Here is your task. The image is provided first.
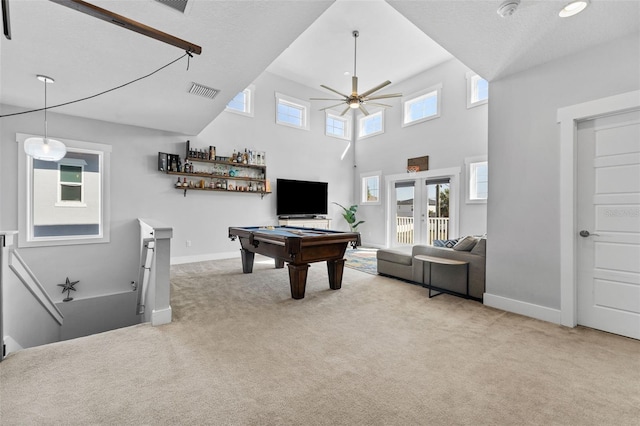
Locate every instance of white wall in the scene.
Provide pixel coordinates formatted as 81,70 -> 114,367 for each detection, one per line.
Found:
0,69 -> 356,303
193,71 -> 355,245
486,33 -> 640,312
353,58 -> 489,246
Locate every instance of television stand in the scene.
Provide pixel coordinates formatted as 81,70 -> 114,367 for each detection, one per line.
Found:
278,217 -> 332,230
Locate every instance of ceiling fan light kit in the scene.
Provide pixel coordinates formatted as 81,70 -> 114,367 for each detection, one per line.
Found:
24,75 -> 67,162
310,30 -> 402,116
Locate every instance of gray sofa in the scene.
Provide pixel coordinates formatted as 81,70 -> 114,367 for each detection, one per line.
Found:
376,237 -> 486,300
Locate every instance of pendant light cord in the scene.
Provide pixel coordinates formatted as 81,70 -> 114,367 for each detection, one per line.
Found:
0,51 -> 191,119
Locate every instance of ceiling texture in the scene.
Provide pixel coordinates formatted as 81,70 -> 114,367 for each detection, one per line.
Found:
1,0 -> 638,135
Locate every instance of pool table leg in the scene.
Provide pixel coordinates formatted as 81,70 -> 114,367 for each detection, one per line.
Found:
287,263 -> 309,299
327,258 -> 346,290
240,249 -> 255,273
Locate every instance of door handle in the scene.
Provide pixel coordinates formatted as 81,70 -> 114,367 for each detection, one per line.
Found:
579,230 -> 600,237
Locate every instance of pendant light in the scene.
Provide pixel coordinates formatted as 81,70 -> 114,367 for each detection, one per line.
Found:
24,75 -> 66,162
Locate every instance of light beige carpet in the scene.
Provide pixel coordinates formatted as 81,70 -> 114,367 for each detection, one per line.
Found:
1,257 -> 639,425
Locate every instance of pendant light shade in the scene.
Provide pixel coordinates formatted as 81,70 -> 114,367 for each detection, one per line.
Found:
24,75 -> 66,162
24,137 -> 67,161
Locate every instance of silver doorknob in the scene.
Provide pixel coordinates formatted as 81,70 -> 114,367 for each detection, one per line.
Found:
579,230 -> 600,237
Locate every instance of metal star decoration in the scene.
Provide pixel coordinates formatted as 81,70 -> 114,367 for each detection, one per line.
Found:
58,277 -> 79,302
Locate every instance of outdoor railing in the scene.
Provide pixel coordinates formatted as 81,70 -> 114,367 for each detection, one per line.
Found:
395,217 -> 449,245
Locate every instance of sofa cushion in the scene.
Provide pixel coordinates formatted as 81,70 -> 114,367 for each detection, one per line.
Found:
471,238 -> 486,256
453,236 -> 479,251
376,248 -> 413,266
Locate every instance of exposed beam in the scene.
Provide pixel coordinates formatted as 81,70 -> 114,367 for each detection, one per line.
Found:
49,0 -> 202,54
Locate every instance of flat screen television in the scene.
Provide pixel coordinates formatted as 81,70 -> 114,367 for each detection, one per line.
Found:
276,178 -> 328,217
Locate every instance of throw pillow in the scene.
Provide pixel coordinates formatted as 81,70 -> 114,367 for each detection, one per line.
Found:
433,238 -> 459,248
453,236 -> 479,251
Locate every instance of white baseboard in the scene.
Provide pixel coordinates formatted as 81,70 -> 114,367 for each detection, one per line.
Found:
151,306 -> 172,326
483,293 -> 562,325
3,335 -> 24,358
170,251 -> 239,265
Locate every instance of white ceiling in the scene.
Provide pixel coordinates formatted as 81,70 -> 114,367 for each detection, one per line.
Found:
1,0 -> 638,135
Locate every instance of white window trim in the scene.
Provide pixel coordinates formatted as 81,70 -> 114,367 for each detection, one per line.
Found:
275,92 -> 310,131
325,110 -> 351,140
465,155 -> 488,204
360,171 -> 382,205
17,133 -> 112,248
402,83 -> 443,127
225,84 -> 255,117
466,72 -> 488,109
357,109 -> 385,140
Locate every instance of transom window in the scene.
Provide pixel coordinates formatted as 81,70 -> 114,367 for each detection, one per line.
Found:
325,111 -> 351,140
275,92 -> 310,130
361,172 -> 381,205
467,72 -> 489,108
226,85 -> 255,117
358,110 -> 384,139
402,84 -> 442,127
466,156 -> 488,203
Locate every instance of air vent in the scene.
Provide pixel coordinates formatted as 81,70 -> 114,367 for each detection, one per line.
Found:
154,0 -> 189,13
188,82 -> 219,100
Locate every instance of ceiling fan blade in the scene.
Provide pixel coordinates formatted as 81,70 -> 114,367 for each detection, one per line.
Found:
310,97 -> 346,101
359,80 -> 392,98
352,76 -> 358,95
319,103 -> 348,111
365,93 -> 403,100
320,85 -> 350,99
359,105 -> 370,116
339,106 -> 351,116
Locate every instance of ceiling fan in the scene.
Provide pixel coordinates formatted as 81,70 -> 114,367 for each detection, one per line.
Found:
311,30 -> 402,116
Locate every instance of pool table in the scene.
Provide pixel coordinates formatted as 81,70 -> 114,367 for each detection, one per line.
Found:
228,226 -> 360,299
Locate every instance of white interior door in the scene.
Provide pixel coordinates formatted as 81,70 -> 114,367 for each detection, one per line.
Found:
576,109 -> 640,339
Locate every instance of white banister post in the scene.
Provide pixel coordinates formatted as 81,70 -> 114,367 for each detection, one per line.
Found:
138,219 -> 173,326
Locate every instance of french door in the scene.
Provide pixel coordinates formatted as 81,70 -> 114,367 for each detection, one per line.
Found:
387,169 -> 459,248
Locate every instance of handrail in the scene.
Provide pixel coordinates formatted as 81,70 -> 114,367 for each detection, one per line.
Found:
136,238 -> 155,315
8,249 -> 63,325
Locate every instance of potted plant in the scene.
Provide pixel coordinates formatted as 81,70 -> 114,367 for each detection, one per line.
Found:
333,202 -> 365,232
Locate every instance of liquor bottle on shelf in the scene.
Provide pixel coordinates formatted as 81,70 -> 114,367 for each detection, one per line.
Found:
175,177 -> 181,188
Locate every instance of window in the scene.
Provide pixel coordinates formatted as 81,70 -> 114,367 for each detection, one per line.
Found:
18,134 -> 111,247
325,110 -> 351,140
466,72 -> 488,108
466,156 -> 488,203
402,84 -> 442,127
275,92 -> 310,130
58,160 -> 86,204
361,172 -> 381,205
226,85 -> 255,117
358,110 -> 384,139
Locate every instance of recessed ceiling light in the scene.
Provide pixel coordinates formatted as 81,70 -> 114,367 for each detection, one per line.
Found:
344,71 -> 350,76
559,0 -> 589,18
497,0 -> 520,18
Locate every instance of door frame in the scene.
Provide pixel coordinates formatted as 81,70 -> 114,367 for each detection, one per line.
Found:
384,167 -> 460,248
557,90 -> 640,328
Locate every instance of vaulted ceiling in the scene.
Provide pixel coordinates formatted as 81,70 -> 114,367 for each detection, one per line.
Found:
1,0 -> 638,135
